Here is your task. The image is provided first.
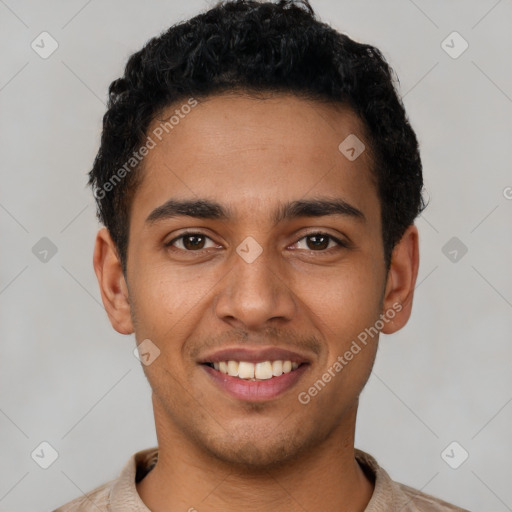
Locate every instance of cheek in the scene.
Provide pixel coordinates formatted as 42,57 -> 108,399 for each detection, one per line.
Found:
128,274 -> 182,359
129,265 -> 213,374
299,256 -> 384,330
131,262 -> 199,322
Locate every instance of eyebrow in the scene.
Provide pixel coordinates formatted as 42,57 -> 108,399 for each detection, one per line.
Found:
145,197 -> 365,225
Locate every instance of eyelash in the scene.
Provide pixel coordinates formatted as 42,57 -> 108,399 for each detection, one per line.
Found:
165,231 -> 348,253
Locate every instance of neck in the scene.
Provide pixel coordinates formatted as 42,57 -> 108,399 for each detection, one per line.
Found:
137,402 -> 374,512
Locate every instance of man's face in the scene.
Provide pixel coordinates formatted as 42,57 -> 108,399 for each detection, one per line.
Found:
122,94 -> 389,467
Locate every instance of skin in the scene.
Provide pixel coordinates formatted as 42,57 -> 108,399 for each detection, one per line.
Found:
93,93 -> 419,512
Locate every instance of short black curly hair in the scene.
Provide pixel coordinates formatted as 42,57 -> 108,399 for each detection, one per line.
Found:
89,0 -> 425,275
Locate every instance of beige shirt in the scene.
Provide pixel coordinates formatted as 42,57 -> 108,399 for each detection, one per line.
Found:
53,447 -> 469,511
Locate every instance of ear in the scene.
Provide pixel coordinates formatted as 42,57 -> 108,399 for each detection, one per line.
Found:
93,227 -> 134,335
380,224 -> 420,334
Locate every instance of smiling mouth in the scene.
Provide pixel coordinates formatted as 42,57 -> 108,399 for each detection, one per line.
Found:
203,360 -> 305,381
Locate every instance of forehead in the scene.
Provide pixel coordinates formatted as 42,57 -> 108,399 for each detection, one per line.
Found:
131,93 -> 378,225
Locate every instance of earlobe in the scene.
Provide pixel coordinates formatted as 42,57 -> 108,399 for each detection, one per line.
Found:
380,224 -> 420,335
93,227 -> 134,335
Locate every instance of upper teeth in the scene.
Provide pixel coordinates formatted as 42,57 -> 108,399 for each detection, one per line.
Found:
212,360 -> 300,380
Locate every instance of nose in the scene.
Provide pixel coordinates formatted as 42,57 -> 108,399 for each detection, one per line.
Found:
214,242 -> 297,330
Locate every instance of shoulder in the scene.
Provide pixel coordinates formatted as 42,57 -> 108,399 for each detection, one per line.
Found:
52,480 -> 112,512
355,449 -> 471,512
396,482 -> 471,511
51,447 -> 158,512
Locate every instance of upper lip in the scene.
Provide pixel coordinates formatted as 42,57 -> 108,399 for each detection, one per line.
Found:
198,346 -> 312,364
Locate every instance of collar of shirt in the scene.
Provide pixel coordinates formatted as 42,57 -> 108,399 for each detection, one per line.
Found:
54,447 -> 469,511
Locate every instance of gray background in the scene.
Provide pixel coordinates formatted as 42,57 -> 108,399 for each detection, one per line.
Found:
1,0 -> 511,510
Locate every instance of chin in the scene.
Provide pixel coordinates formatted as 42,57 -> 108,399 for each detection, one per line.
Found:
200,424 -> 315,471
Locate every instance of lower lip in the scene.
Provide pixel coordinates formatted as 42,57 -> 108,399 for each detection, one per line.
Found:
202,364 -> 309,402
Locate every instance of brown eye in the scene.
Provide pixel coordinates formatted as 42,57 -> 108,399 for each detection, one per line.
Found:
305,234 -> 330,250
295,233 -> 346,251
166,233 -> 216,251
182,235 -> 206,250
